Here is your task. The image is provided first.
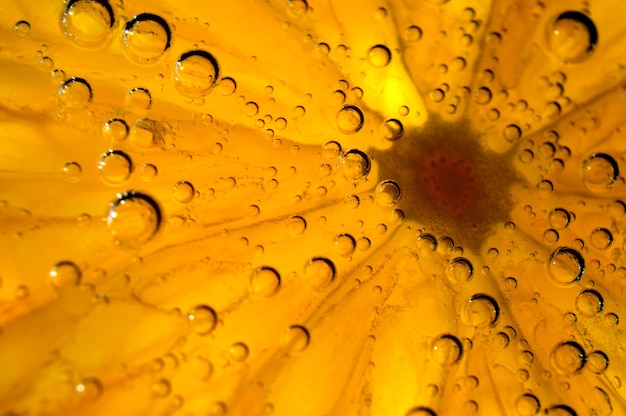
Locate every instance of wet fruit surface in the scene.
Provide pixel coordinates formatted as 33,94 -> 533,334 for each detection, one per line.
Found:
1,0 -> 626,415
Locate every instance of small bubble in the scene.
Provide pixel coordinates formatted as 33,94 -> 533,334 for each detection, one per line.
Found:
125,87 -> 152,113
429,88 -> 445,102
140,164 -> 158,181
337,105 -> 364,134
13,20 -> 31,38
58,77 -> 93,113
375,180 -> 401,206
545,405 -> 577,416
106,191 -> 161,249
122,13 -> 171,64
98,150 -> 133,185
548,11 -> 598,63
587,350 -> 609,374
188,305 -> 217,335
575,289 -> 603,317
39,56 -> 54,70
250,267 -> 281,297
281,325 -> 310,352
245,101 -> 259,117
61,0 -> 115,49
548,208 -> 571,229
62,161 -> 83,182
103,118 -> 129,142
287,0 -> 308,17
130,118 -> 159,148
406,406 -> 437,416
339,149 -> 370,180
515,393 -> 540,416
542,229 -> 559,244
229,342 -> 249,362
503,277 -> 518,291
431,334 -> 463,366
172,181 -> 195,203
503,124 -> 522,142
446,257 -> 473,284
404,25 -> 423,42
367,44 -> 392,67
473,87 -> 492,104
218,77 -> 237,96
550,341 -> 586,375
151,378 -> 172,397
381,118 -> 404,141
51,68 -> 67,85
582,153 -> 619,192
287,216 -> 306,236
303,257 -> 336,290
75,377 -> 103,402
416,234 -> 437,255
590,227 -> 613,250
464,294 -> 499,327
333,233 -> 356,257
173,50 -> 220,98
49,261 -> 81,289
537,179 -> 554,197
547,247 -> 585,286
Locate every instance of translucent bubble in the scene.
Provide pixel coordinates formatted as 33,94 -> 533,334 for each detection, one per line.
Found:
375,180 -> 402,206
545,405 -> 577,416
49,261 -> 81,289
75,377 -> 103,402
140,164 -> 158,181
287,0 -> 308,17
464,294 -> 499,327
547,247 -> 585,286
152,378 -> 172,397
515,394 -> 540,416
381,118 -> 404,141
218,77 -> 237,96
61,0 -> 115,49
106,191 -> 161,248
404,25 -> 423,42
582,153 -> 619,192
103,118 -> 129,141
503,124 -> 522,142
590,227 -> 613,250
303,257 -> 336,290
406,407 -> 437,416
13,20 -> 31,38
286,216 -> 306,236
473,87 -> 492,104
367,44 -> 392,67
548,11 -> 598,63
339,149 -> 370,180
337,105 -> 364,134
98,150 -> 133,185
416,234 -> 437,255
446,257 -> 473,284
245,101 -> 259,117
229,342 -> 249,361
125,87 -> 152,113
172,181 -> 195,203
188,305 -> 217,335
575,289 -> 603,317
281,325 -> 310,352
587,350 -> 609,374
431,334 -> 463,366
548,208 -> 571,229
551,341 -> 586,375
543,229 -> 559,244
333,233 -> 356,257
250,267 -> 281,297
62,161 -> 83,182
131,118 -> 158,148
58,77 -> 93,113
122,13 -> 171,64
174,50 -> 220,98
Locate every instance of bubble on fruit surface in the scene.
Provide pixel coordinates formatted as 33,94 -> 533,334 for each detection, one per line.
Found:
587,350 -> 609,374
548,208 -> 571,229
172,181 -> 195,203
130,118 -> 159,148
230,342 -> 249,362
188,305 -> 217,335
550,341 -> 586,375
103,118 -> 129,142
122,13 -> 171,64
125,87 -> 152,113
582,153 -> 619,192
515,394 -> 540,415
287,0 -> 308,17
336,105 -> 364,134
13,20 -> 31,38
548,11 -> 598,63
173,50 -> 220,98
287,216 -> 306,236
464,294 -> 499,327
49,261 -> 81,289
575,289 -> 603,317
74,377 -> 104,402
250,267 -> 281,297
547,247 -> 585,286
58,77 -> 93,113
339,149 -> 370,180
60,0 -> 115,49
98,150 -> 133,185
416,233 -> 437,255
446,257 -> 473,284
151,378 -> 172,397
62,161 -> 83,182
303,257 -> 335,290
431,334 -> 463,366
406,407 -> 437,416
375,180 -> 401,206
106,191 -> 161,248
503,124 -> 522,142
280,325 -> 310,352
381,118 -> 404,141
589,227 -> 613,250
367,44 -> 392,67
333,233 -> 356,257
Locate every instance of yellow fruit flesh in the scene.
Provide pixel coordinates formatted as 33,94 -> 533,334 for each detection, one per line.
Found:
1,0 -> 626,415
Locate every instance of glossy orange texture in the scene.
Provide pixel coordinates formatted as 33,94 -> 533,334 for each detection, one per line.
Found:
0,0 -> 626,415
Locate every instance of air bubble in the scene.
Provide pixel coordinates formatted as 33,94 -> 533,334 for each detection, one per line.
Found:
464,294 -> 499,327
431,334 -> 463,366
75,377 -> 103,402
287,216 -> 307,236
230,342 -> 249,362
103,118 -> 129,142
303,257 -> 336,290
58,77 -> 93,113
381,119 -> 404,141
582,153 -> 619,192
337,105 -> 364,134
106,191 -> 161,248
122,13 -> 171,64
339,149 -> 370,180
130,118 -> 159,148
287,0 -> 308,17
515,394 -> 540,416
49,261 -> 82,289
473,87 -> 492,104
503,124 -> 522,142
152,378 -> 172,397
375,180 -> 402,206
62,161 -> 83,182
548,11 -> 598,63
98,150 -> 133,185
61,0 -> 115,49
333,233 -> 356,257
406,407 -> 437,416
548,208 -> 571,229
367,44 -> 392,67
188,305 -> 217,335
446,257 -> 473,283
172,181 -> 195,203
587,350 -> 609,374
551,341 -> 586,375
281,325 -> 310,352
416,234 -> 437,255
404,26 -> 423,42
174,50 -> 220,98
125,87 -> 152,113
575,289 -> 603,317
547,247 -> 584,286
